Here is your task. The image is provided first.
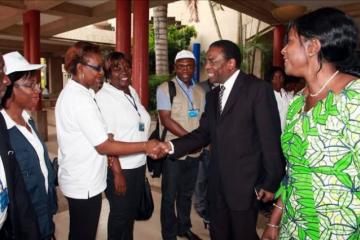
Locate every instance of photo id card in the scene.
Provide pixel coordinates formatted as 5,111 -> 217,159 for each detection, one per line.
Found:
139,122 -> 145,132
188,109 -> 199,118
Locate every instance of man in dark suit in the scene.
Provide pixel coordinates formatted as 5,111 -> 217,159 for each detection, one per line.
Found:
0,54 -> 40,239
164,40 -> 285,239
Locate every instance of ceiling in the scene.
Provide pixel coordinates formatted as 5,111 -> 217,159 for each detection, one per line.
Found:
0,0 -> 359,55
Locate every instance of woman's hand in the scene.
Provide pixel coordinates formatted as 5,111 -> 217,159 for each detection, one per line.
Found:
261,225 -> 280,240
113,172 -> 126,195
107,153 -> 125,195
145,139 -> 169,159
261,198 -> 284,240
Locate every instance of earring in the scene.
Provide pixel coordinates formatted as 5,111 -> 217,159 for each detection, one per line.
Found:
80,72 -> 84,80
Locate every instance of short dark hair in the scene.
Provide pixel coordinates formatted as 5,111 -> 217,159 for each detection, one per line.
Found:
288,7 -> 360,76
104,51 -> 131,79
1,70 -> 36,108
209,40 -> 242,68
264,66 -> 285,83
64,41 -> 101,75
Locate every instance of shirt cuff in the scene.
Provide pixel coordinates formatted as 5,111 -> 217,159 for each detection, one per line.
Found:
168,141 -> 175,154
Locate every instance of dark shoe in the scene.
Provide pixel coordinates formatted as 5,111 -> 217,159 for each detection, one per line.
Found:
178,230 -> 202,240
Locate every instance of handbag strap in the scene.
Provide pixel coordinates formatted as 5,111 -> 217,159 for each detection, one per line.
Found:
160,80 -> 176,141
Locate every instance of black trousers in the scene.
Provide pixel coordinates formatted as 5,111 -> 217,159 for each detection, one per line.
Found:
209,182 -> 259,240
105,165 -> 145,240
160,156 -> 199,240
194,149 -> 210,220
66,193 -> 102,240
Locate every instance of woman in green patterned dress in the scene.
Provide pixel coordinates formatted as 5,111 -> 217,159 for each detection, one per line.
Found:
262,7 -> 360,240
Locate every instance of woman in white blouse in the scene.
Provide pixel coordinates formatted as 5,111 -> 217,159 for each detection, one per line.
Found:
0,51 -> 57,240
55,42 -> 162,240
96,52 -> 151,240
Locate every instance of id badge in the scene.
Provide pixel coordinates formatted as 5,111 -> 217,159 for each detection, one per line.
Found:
139,122 -> 145,132
188,109 -> 199,118
0,184 -> 8,212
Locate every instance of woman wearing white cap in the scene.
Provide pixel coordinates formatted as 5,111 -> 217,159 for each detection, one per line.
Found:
0,51 -> 57,240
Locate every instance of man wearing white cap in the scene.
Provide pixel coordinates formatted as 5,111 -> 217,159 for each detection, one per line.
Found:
156,50 -> 204,240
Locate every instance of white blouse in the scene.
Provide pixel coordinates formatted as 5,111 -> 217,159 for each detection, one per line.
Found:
96,83 -> 151,169
1,109 -> 48,192
55,79 -> 108,199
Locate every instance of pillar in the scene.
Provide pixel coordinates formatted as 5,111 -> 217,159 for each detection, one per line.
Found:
23,10 -> 47,140
116,0 -> 131,56
23,10 -> 40,70
192,43 -> 200,82
273,25 -> 285,67
132,0 -> 149,108
48,56 -> 63,96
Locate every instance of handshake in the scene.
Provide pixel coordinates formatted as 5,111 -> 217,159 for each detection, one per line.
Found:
144,139 -> 172,159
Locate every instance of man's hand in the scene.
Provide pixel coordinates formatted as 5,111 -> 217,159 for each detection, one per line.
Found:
257,188 -> 274,202
145,139 -> 170,159
113,172 -> 126,195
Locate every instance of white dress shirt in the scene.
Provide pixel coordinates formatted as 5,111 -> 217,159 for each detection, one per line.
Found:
96,83 -> 151,169
55,79 -> 108,199
169,70 -> 241,153
219,70 -> 240,110
273,88 -> 292,132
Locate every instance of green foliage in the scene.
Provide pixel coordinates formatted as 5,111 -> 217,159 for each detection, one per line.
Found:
167,25 -> 197,50
149,24 -> 197,74
238,34 -> 272,76
148,74 -> 172,112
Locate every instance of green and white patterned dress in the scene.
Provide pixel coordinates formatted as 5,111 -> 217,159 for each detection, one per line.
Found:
277,79 -> 360,240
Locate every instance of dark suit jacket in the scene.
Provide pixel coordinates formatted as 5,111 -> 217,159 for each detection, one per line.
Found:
0,113 -> 40,240
172,71 -> 285,211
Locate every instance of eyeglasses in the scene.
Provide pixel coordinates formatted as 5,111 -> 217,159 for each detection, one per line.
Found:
82,62 -> 104,73
176,64 -> 195,70
14,82 -> 40,91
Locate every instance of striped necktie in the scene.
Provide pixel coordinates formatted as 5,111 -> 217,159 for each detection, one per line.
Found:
218,85 -> 225,115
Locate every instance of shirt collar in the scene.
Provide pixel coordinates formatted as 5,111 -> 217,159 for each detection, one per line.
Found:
1,109 -> 31,130
175,76 -> 194,88
101,82 -> 134,96
102,82 -> 118,94
69,79 -> 96,98
221,69 -> 240,90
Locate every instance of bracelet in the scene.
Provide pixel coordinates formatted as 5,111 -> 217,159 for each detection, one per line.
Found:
273,203 -> 283,211
267,223 -> 280,228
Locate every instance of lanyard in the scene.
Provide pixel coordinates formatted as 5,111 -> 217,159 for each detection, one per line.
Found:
93,98 -> 101,113
124,92 -> 141,118
176,78 -> 195,109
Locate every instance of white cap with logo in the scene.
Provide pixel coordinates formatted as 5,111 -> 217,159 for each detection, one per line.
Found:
174,50 -> 195,63
3,51 -> 45,75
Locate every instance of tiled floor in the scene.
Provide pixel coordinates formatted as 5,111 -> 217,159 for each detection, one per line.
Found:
53,185 -> 267,240
45,108 -> 267,239
53,189 -> 212,240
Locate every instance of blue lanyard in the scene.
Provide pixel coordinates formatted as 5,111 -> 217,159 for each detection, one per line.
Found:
175,78 -> 195,109
124,92 -> 141,118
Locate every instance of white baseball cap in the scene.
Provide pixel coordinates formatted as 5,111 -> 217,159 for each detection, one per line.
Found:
3,51 -> 45,75
174,50 -> 195,63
